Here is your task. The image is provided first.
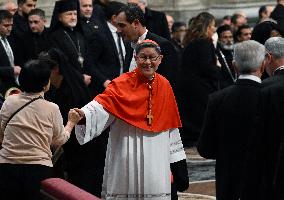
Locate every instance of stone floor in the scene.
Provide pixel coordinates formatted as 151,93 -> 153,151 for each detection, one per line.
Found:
178,147 -> 216,199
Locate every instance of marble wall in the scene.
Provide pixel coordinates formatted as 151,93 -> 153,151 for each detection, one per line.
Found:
26,0 -> 277,25
146,0 -> 276,24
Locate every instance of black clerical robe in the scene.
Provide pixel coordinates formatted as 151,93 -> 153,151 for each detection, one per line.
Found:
198,78 -> 261,200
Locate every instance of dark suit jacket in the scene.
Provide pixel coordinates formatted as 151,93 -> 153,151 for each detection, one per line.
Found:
0,41 -> 16,96
274,122 -> 284,200
241,69 -> 284,200
176,38 -> 221,145
85,24 -> 132,95
8,12 -> 29,66
197,78 -> 261,200
125,31 -> 178,86
20,28 -> 52,66
144,8 -> 171,40
79,17 -> 102,41
262,68 -> 284,87
270,4 -> 284,32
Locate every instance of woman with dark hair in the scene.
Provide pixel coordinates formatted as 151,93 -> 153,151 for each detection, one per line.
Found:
42,48 -> 91,122
251,20 -> 283,45
0,60 -> 81,200
251,20 -> 284,80
74,39 -> 188,200
176,12 -> 221,147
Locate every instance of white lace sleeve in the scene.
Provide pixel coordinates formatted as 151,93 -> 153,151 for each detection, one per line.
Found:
75,101 -> 115,145
170,128 -> 186,163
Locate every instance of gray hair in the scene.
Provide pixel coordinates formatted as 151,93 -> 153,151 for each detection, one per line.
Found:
234,40 -> 265,73
265,37 -> 284,59
138,0 -> 147,6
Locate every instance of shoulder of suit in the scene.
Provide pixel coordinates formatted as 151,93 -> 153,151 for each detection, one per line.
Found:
146,32 -> 169,44
146,8 -> 165,18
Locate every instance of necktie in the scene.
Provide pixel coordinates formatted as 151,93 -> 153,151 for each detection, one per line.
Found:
116,32 -> 125,74
1,37 -> 14,66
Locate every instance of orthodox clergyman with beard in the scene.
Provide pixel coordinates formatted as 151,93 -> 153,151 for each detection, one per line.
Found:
216,25 -> 237,88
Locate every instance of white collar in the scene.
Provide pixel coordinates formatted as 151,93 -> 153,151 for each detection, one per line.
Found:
238,74 -> 261,83
273,65 -> 284,76
107,21 -> 117,33
138,29 -> 148,42
131,29 -> 148,50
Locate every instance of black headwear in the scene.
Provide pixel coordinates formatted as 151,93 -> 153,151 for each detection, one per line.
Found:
251,20 -> 284,44
50,0 -> 80,32
56,0 -> 78,13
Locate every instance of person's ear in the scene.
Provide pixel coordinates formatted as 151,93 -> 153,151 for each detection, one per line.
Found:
111,15 -> 116,24
133,19 -> 140,29
159,55 -> 163,63
232,60 -> 239,77
260,60 -> 266,74
134,55 -> 139,62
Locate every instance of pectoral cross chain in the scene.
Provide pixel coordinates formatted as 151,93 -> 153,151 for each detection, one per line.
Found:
146,83 -> 153,126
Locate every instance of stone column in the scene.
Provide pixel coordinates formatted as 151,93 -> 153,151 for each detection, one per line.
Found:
36,0 -> 57,25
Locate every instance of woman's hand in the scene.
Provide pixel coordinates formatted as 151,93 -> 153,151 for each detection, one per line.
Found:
68,108 -> 83,124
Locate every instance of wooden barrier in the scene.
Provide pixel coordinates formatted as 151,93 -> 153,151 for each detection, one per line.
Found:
41,178 -> 100,200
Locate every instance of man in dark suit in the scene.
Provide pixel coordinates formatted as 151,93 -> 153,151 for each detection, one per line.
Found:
270,0 -> 284,32
79,0 -> 102,40
127,0 -> 171,40
241,37 -> 284,200
19,8 -> 52,66
85,1 -> 128,96
198,40 -> 266,200
8,0 -> 37,66
262,36 -> 284,87
116,4 -> 178,86
0,10 -> 21,97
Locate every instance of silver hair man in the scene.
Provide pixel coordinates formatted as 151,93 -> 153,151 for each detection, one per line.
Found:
0,1 -> 18,15
127,0 -> 147,12
234,40 -> 266,74
265,37 -> 284,58
264,37 -> 284,76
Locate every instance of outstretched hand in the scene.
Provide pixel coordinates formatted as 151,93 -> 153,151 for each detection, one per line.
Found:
68,108 -> 83,124
74,108 -> 85,118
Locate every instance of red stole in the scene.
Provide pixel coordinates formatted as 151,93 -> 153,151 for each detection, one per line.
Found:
95,68 -> 182,133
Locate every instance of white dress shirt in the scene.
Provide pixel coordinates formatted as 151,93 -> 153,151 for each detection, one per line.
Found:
129,29 -> 148,72
107,22 -> 126,75
238,74 -> 261,83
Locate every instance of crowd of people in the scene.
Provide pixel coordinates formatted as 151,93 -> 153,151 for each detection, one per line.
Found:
0,0 -> 283,199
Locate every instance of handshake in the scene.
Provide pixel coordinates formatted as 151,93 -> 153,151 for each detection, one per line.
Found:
68,108 -> 85,125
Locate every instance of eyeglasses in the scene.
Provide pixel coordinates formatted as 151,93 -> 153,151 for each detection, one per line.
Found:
137,55 -> 161,62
